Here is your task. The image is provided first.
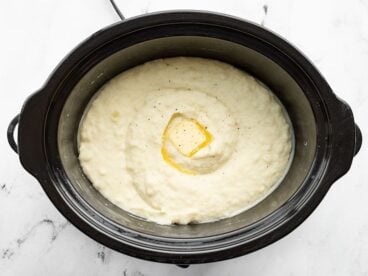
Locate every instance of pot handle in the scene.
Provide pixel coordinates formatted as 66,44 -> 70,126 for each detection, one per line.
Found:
354,124 -> 362,156
7,114 -> 20,154
326,99 -> 362,183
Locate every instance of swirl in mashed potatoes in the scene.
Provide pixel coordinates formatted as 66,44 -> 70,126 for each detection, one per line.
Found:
79,57 -> 292,225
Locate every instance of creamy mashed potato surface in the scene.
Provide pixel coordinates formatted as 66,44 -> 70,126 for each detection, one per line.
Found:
79,57 -> 292,224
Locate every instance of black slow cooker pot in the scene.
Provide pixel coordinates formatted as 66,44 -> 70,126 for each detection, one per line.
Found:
7,11 -> 362,266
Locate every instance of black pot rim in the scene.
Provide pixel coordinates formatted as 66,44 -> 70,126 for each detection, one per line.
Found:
13,10 -> 360,265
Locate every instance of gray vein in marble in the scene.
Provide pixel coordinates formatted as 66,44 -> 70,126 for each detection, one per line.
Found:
1,219 -> 69,260
261,4 -> 268,26
96,244 -> 113,264
140,1 -> 150,14
97,250 -> 106,262
121,269 -> 145,276
0,183 -> 12,194
2,248 -> 14,259
97,245 -> 106,263
131,271 -> 145,276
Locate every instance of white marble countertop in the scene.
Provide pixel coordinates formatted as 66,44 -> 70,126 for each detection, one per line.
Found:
0,0 -> 367,275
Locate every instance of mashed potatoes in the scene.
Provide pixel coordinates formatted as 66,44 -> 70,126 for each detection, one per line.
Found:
79,57 -> 292,224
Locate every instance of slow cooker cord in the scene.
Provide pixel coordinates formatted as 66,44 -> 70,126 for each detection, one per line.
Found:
109,0 -> 125,20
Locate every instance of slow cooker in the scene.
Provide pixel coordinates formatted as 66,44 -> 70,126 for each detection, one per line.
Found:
7,11 -> 362,266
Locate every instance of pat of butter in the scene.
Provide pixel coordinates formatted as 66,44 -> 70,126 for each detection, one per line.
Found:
165,113 -> 212,157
